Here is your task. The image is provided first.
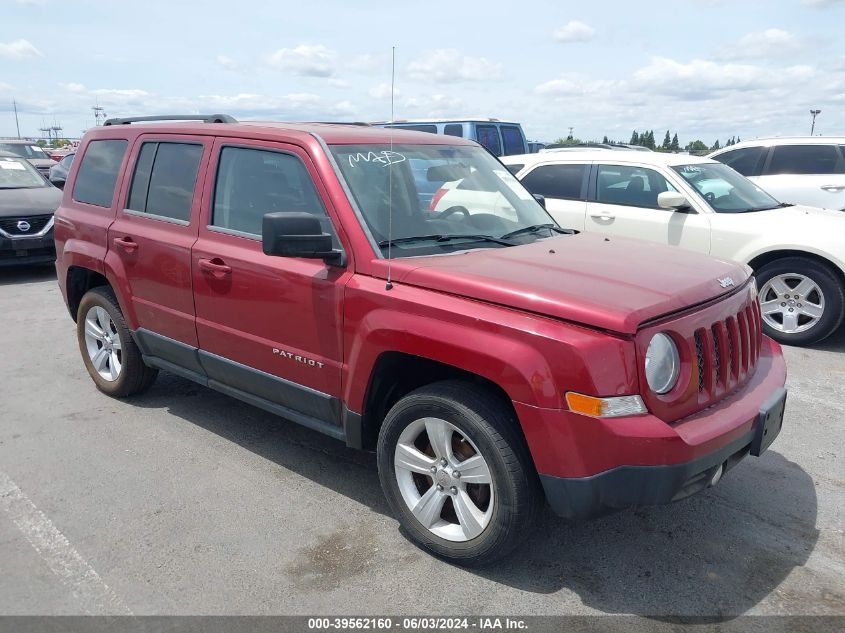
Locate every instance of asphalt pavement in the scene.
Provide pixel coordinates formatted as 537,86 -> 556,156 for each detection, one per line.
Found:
0,266 -> 842,617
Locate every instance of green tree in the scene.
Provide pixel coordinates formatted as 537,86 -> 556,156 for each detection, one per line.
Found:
670,133 -> 680,151
643,130 -> 656,149
686,140 -> 709,152
36,139 -> 47,147
630,130 -> 639,145
602,135 -> 609,144
711,139 -> 721,151
662,130 -> 671,150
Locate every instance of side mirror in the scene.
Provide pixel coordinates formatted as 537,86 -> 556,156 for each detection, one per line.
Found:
532,193 -> 546,209
657,191 -> 691,211
262,212 -> 344,264
50,178 -> 65,190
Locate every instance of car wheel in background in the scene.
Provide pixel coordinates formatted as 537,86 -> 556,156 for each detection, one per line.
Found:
756,257 -> 844,346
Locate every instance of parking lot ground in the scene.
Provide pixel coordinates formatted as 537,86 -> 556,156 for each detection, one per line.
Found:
0,266 -> 843,617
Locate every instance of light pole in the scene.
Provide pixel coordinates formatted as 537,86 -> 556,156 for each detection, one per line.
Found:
810,109 -> 821,135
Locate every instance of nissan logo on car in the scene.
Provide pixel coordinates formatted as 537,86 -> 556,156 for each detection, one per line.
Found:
718,277 -> 735,288
16,220 -> 31,233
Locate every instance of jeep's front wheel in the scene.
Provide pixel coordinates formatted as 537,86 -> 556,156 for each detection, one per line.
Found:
377,381 -> 541,566
77,287 -> 158,397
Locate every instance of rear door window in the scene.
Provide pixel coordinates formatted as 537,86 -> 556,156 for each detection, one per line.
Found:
505,163 -> 524,175
715,146 -> 766,177
127,142 -> 203,222
521,164 -> 587,200
767,145 -> 845,175
475,125 -> 502,156
73,139 -> 128,208
596,164 -> 677,208
443,124 -> 463,137
500,126 -> 525,156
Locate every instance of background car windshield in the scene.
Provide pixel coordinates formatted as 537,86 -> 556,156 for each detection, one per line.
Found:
673,163 -> 780,213
0,143 -> 49,160
0,157 -> 47,188
329,144 -> 554,256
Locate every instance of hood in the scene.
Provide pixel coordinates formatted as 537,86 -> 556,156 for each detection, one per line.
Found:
387,233 -> 749,334
0,186 -> 62,218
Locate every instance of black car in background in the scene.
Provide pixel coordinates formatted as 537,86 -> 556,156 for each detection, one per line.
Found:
0,152 -> 62,267
48,152 -> 75,189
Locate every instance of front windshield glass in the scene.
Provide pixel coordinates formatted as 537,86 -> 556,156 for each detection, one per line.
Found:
329,143 -> 559,257
673,163 -> 781,213
0,143 -> 49,160
0,156 -> 47,188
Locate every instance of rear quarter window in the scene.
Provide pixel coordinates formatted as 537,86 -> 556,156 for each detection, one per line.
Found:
715,146 -> 765,177
73,139 -> 128,208
387,124 -> 437,134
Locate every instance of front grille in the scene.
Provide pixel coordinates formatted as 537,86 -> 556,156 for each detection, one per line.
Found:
0,215 -> 52,236
694,300 -> 762,398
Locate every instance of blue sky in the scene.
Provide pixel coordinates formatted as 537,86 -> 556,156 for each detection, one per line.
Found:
1,0 -> 844,144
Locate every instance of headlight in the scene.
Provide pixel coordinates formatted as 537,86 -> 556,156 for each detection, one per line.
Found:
645,333 -> 680,394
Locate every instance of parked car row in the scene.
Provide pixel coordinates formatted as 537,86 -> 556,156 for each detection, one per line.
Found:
494,149 -> 845,346
49,115 -> 788,565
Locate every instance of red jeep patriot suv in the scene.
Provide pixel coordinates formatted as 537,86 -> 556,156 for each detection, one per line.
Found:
54,115 -> 787,564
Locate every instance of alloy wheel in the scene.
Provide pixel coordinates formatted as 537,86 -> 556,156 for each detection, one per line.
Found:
393,417 -> 494,542
83,306 -> 122,381
759,273 -> 825,334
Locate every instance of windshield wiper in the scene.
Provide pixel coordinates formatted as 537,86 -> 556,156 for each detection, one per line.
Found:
378,234 -> 514,248
499,223 -> 570,240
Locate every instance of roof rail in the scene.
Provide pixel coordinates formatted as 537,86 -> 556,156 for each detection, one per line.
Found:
103,114 -> 237,126
308,121 -> 372,126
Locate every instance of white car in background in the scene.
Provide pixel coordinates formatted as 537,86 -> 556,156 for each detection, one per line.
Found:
709,137 -> 845,211
501,150 -> 845,346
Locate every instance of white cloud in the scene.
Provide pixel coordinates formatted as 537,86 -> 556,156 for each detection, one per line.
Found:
0,82 -> 13,91
403,93 -> 464,117
216,55 -> 237,70
407,49 -> 502,83
265,44 -> 336,77
552,21 -> 595,43
369,83 -> 401,99
60,82 -> 86,93
345,53 -> 387,75
90,88 -> 149,98
0,39 -> 42,59
802,0 -> 844,6
328,77 -> 350,88
726,28 -> 800,58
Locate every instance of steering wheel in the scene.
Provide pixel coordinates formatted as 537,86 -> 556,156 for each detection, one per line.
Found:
704,192 -> 716,204
435,205 -> 470,220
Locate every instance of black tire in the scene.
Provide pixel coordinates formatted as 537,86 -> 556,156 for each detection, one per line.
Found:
76,287 -> 158,397
377,380 -> 542,566
755,257 -> 844,346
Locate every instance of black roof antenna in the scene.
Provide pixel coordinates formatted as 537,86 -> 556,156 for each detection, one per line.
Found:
385,45 -> 396,291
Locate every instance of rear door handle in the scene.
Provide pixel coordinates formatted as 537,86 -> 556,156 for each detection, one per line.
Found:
198,257 -> 232,278
820,185 -> 845,192
112,237 -> 138,253
590,214 -> 616,221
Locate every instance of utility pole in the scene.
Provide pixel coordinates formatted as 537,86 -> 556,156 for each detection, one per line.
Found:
92,102 -> 107,126
12,99 -> 21,138
810,109 -> 821,136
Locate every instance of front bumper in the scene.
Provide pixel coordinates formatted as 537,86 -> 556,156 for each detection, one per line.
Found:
514,336 -> 787,519
0,231 -> 56,267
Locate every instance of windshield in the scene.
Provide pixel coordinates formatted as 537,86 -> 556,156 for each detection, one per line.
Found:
673,163 -> 781,213
0,156 -> 48,188
0,143 -> 49,160
329,144 -> 558,257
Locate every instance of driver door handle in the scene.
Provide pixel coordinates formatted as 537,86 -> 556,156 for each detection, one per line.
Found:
820,185 -> 845,192
112,236 -> 138,253
198,257 -> 232,278
590,213 -> 616,221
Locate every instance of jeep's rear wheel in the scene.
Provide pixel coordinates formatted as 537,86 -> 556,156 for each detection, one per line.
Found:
377,381 -> 541,565
756,257 -> 844,346
77,287 -> 157,397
